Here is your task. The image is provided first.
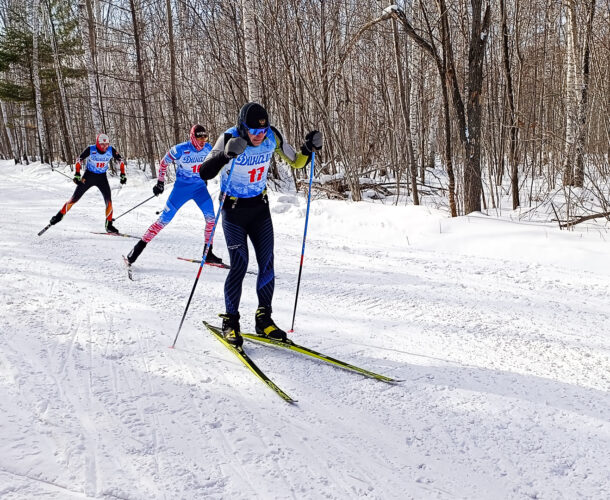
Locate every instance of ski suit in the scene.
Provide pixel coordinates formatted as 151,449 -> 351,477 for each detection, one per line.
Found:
141,140 -> 214,244
200,126 -> 309,314
60,145 -> 125,222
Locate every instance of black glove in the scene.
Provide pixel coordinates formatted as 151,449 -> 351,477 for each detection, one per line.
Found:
301,130 -> 323,154
225,137 -> 248,158
73,173 -> 82,184
120,173 -> 127,185
152,181 -> 165,196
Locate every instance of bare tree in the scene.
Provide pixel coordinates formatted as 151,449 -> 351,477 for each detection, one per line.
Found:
31,0 -> 48,163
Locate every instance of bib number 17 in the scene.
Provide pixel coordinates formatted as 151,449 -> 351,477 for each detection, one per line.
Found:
248,167 -> 265,183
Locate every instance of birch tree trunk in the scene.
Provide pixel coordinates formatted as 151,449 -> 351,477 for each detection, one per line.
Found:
391,18 -> 419,204
166,0 -> 180,143
79,0 -> 103,133
501,0 -> 520,208
129,0 -> 157,177
562,0 -> 580,186
46,0 -> 75,161
242,0 -> 262,102
31,0 -> 49,163
574,0 -> 596,187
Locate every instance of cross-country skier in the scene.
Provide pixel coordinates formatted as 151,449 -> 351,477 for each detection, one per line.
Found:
126,124 -> 223,265
199,102 -> 322,346
47,133 -> 126,233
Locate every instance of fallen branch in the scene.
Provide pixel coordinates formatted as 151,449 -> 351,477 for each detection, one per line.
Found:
559,211 -> 610,228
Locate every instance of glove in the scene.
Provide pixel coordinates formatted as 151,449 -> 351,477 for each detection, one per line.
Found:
153,181 -> 165,196
225,137 -> 248,158
120,174 -> 127,185
73,173 -> 82,184
302,130 -> 323,154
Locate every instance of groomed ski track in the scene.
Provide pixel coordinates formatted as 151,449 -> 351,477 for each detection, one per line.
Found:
1,162 -> 609,499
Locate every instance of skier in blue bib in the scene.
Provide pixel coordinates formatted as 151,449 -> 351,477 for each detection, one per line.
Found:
126,124 -> 222,265
48,133 -> 126,233
199,102 -> 322,346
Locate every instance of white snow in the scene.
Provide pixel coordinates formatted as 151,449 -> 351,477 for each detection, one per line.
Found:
1,160 -> 609,499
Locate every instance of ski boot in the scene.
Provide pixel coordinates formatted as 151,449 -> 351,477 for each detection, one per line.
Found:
205,245 -> 223,265
255,306 -> 287,342
220,313 -> 243,347
105,220 -> 119,234
49,212 -> 64,225
127,239 -> 147,264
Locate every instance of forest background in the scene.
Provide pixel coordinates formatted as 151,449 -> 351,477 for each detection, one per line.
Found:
0,0 -> 608,222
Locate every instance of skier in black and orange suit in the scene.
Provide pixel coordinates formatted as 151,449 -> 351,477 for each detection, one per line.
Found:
47,133 -> 126,233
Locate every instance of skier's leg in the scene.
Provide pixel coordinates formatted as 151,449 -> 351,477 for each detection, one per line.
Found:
50,175 -> 91,224
248,203 -> 275,309
221,214 -> 249,315
141,182 -> 190,242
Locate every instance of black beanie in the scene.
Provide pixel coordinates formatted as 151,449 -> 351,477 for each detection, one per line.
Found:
237,102 -> 269,139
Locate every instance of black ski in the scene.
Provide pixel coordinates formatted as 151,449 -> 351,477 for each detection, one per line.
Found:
177,257 -> 231,270
241,333 -> 400,383
203,321 -> 296,403
38,224 -> 52,236
91,231 -> 140,239
178,257 -> 257,275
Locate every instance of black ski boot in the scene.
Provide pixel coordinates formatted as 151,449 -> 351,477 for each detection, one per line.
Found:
127,239 -> 147,264
205,244 -> 223,265
105,220 -> 119,234
49,212 -> 64,225
255,306 -> 287,342
220,312 -> 242,347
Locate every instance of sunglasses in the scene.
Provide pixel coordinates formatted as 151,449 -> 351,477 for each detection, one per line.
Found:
195,134 -> 208,140
242,122 -> 269,136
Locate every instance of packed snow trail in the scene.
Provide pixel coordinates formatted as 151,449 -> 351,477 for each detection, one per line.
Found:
0,161 -> 609,499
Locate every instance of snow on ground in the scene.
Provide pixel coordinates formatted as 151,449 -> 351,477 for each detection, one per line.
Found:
0,160 -> 609,499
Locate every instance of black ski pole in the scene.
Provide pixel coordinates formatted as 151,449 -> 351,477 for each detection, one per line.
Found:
170,158 -> 237,349
112,195 -> 156,221
38,223 -> 52,236
289,151 -> 315,332
52,168 -> 74,181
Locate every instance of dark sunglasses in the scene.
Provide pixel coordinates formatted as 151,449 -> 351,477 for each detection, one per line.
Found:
242,122 -> 269,136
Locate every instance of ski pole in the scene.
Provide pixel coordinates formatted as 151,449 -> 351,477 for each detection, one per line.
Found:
171,158 -> 237,348
112,195 -> 156,221
289,151 -> 315,332
52,168 -> 74,181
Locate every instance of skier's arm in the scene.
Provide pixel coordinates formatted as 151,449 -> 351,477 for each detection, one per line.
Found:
112,149 -> 126,175
75,147 -> 90,174
157,147 -> 179,183
271,127 -> 309,170
199,133 -> 233,180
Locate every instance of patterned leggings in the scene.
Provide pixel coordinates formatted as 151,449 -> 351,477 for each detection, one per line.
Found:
222,200 -> 274,315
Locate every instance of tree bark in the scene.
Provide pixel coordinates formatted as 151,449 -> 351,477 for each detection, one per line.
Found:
129,0 -> 157,177
31,0 -> 49,163
166,0 -> 180,144
391,18 -> 419,205
79,0 -> 103,133
242,0 -> 262,102
46,0 -> 75,161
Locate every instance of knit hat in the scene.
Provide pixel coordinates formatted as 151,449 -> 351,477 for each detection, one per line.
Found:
237,102 -> 269,141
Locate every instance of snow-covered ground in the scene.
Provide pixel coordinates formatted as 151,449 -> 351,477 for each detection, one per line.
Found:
1,160 -> 609,499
